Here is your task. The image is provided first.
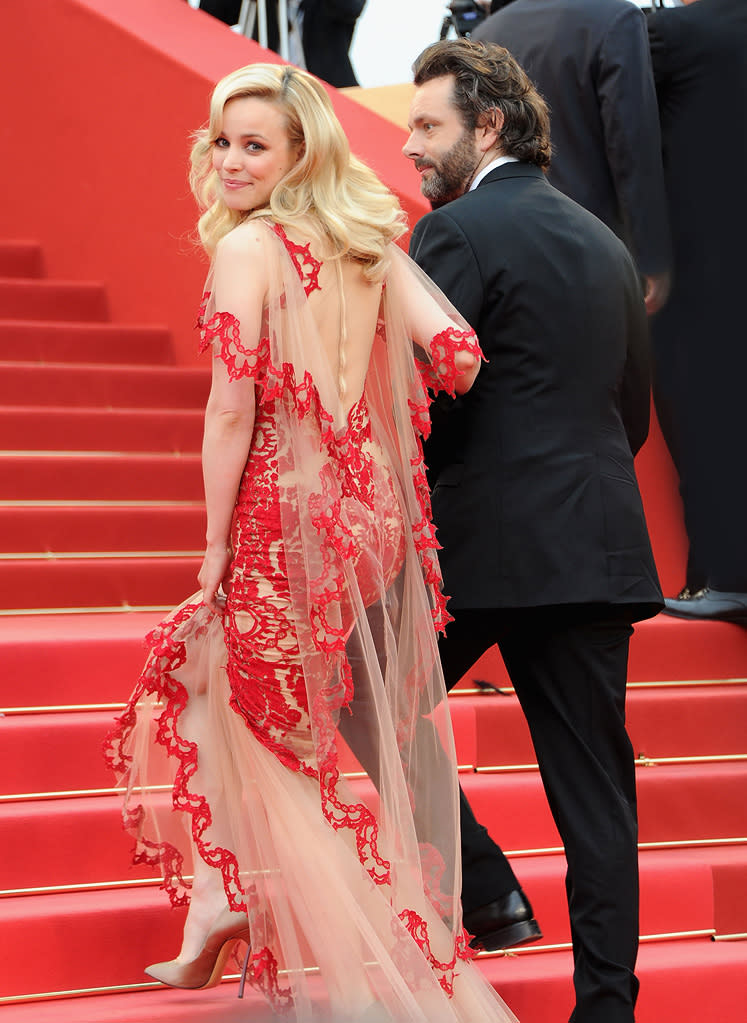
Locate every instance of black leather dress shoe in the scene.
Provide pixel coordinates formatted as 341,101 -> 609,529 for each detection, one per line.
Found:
463,889 -> 542,951
663,587 -> 747,625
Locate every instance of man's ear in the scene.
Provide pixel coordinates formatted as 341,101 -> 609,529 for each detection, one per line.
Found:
476,108 -> 504,153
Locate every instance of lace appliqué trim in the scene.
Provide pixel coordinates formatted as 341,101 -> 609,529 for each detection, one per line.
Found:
197,295 -> 270,382
312,658 -> 392,885
270,221 -> 322,296
407,390 -> 448,631
398,909 -> 476,997
103,607 -> 293,1012
405,324 -> 484,632
418,326 -> 483,397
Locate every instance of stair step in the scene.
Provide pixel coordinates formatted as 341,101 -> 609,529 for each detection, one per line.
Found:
629,613 -> 747,683
0,794 -> 176,891
3,768 -> 745,892
0,890 -> 742,1014
1,612 -> 744,709
0,701 -> 474,798
0,854 -> 722,992
514,850 -> 719,944
636,762 -> 747,845
456,613 -> 747,689
712,856 -> 747,936
465,682 -> 747,768
0,888 -> 187,998
0,937 -> 742,1022
0,280 -> 109,321
0,505 -> 205,555
0,320 -> 174,364
462,763 -> 747,851
0,362 -> 209,408
0,242 -> 44,279
476,851 -> 723,948
629,683 -> 747,760
654,845 -> 747,938
0,556 -> 200,611
0,846 -> 716,975
480,939 -> 747,1023
529,849 -> 717,941
0,453 -> 203,501
6,683 -> 745,797
0,612 -> 162,707
0,711 -> 136,796
0,407 -> 203,452
0,970 -> 267,1020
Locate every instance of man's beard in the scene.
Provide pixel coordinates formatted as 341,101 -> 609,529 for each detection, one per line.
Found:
418,131 -> 481,207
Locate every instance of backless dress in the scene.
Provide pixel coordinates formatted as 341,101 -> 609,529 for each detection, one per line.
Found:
105,220 -> 517,1023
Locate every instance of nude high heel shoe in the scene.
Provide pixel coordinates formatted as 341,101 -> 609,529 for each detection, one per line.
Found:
145,906 -> 251,990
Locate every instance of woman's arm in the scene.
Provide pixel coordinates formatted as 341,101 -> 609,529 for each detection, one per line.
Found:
198,225 -> 268,611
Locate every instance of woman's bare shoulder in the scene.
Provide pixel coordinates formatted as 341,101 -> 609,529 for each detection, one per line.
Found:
215,219 -> 272,262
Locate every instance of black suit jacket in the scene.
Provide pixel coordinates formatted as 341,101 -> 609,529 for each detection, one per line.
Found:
474,0 -> 671,276
410,162 -> 662,612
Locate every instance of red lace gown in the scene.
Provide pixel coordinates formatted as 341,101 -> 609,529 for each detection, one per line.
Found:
104,221 -> 517,1023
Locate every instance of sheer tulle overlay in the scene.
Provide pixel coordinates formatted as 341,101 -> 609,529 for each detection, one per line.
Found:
104,223 -> 515,1023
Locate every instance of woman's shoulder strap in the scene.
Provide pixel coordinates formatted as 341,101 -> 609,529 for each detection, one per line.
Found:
267,221 -> 322,297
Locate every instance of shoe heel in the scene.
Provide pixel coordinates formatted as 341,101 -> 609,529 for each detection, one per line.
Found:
202,932 -> 250,990
238,943 -> 252,999
145,914 -> 251,990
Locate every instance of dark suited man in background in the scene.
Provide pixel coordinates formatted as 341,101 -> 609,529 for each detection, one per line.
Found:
404,39 -> 662,1023
474,0 -> 671,314
300,0 -> 365,87
197,0 -> 283,52
646,0 -> 747,622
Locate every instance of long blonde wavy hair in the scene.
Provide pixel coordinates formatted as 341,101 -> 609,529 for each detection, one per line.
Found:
190,64 -> 407,280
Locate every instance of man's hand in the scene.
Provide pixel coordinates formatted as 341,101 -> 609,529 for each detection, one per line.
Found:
643,272 -> 671,316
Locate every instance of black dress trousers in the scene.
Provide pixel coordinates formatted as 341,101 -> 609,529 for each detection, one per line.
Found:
439,605 -> 640,1023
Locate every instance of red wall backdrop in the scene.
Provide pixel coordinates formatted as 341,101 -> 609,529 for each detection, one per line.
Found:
0,0 -> 427,365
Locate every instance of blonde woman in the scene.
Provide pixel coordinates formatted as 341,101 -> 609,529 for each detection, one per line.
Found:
106,63 -> 515,1023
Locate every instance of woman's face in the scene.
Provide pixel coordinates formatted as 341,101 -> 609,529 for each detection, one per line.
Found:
212,96 -> 299,211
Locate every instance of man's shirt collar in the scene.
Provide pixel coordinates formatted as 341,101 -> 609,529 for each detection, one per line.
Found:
470,155 -> 519,192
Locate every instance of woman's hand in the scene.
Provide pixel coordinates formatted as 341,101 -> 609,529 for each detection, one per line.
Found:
198,541 -> 233,613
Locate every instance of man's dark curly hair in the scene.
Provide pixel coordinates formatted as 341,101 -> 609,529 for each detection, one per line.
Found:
412,39 -> 551,170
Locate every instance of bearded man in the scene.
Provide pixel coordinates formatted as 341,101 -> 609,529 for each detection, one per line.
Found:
404,39 -> 663,1023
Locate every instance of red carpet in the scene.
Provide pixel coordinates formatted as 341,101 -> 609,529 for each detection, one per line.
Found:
1,2 -> 745,1018
1,236 -> 746,1019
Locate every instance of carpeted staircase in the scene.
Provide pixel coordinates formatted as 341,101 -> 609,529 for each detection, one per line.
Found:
1,240 -> 746,1022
